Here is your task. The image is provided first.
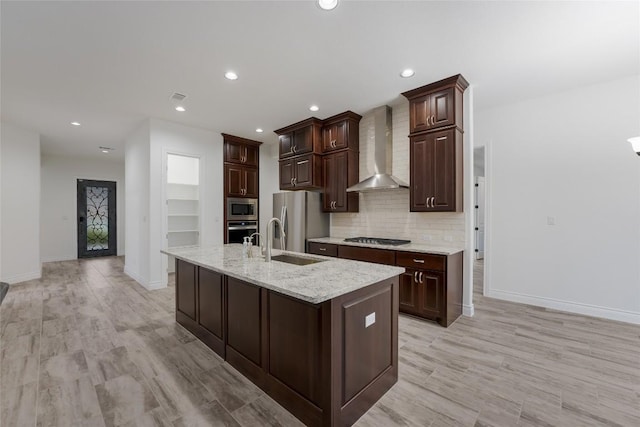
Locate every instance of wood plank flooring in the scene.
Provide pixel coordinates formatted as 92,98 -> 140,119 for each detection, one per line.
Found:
1,257 -> 638,426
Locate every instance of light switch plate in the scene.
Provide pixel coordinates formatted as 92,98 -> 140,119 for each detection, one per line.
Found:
365,312 -> 376,328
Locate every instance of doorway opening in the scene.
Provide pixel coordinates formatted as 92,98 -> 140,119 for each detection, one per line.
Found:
77,179 -> 117,258
165,153 -> 201,276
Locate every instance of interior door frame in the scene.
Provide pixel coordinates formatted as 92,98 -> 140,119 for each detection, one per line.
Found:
77,179 -> 117,258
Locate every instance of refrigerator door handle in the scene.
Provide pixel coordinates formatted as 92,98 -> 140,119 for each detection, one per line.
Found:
281,205 -> 287,251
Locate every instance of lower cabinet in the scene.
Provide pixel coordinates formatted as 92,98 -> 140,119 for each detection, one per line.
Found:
307,244 -> 463,327
174,259 -> 399,427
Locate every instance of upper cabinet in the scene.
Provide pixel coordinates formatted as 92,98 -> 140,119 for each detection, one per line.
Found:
222,134 -> 261,200
322,150 -> 359,212
279,153 -> 322,190
321,111 -> 361,153
402,74 -> 469,136
275,118 -> 323,159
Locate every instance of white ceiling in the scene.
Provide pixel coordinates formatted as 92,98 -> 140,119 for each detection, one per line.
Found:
2,1 -> 638,160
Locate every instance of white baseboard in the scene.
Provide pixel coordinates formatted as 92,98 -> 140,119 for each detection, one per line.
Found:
2,269 -> 42,285
41,254 -> 76,263
123,266 -> 166,291
463,304 -> 475,317
487,289 -> 640,325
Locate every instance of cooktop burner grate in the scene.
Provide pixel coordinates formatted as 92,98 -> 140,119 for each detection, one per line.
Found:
344,237 -> 411,246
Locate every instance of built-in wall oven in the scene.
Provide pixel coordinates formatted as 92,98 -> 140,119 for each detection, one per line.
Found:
227,221 -> 258,245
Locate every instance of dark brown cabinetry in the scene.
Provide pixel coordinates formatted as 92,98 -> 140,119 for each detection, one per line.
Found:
321,111 -> 361,153
308,243 -> 463,327
409,129 -> 462,212
275,118 -> 323,158
402,74 -> 468,213
279,153 -> 322,190
224,136 -> 258,167
174,259 -> 399,427
225,164 -> 258,198
322,150 -> 359,212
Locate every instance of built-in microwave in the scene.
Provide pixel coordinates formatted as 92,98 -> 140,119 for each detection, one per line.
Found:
227,197 -> 258,221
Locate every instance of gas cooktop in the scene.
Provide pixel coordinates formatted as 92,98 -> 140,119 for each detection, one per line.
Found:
344,237 -> 411,246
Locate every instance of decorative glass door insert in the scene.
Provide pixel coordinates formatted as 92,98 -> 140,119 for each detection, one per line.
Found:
77,180 -> 117,258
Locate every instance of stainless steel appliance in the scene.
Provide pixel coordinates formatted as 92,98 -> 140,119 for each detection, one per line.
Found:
344,237 -> 411,246
272,191 -> 329,253
227,220 -> 258,244
227,197 -> 258,221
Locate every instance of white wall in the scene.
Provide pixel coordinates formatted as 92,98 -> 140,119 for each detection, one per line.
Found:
149,119 -> 223,288
124,121 -> 151,286
40,154 -> 125,262
331,101 -> 466,247
1,122 -> 41,284
476,75 -> 640,324
259,143 -> 280,237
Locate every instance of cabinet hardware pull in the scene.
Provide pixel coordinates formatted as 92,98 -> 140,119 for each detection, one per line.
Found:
413,259 -> 425,264
431,115 -> 435,125
291,178 -> 294,186
426,197 -> 430,208
319,247 -> 326,251
331,140 -> 336,148
414,272 -> 418,282
294,177 -> 297,186
419,272 -> 424,283
431,197 -> 435,207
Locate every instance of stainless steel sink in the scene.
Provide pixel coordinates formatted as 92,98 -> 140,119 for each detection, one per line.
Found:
270,254 -> 326,266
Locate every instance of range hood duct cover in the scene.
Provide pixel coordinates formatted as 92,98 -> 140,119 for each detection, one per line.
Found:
347,105 -> 409,192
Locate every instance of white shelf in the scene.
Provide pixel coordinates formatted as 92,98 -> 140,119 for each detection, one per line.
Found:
168,229 -> 199,233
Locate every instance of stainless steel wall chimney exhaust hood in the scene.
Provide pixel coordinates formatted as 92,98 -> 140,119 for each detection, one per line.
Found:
346,105 -> 409,192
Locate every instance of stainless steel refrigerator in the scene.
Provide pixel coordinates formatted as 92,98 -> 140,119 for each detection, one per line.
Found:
272,191 -> 329,253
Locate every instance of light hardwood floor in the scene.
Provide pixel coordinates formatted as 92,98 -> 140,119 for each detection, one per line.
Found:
1,257 -> 638,426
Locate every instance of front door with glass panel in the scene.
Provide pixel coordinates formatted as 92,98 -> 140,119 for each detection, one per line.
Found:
77,179 -> 117,258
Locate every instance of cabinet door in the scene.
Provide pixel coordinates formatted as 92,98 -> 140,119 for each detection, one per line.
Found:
279,160 -> 294,190
409,94 -> 431,134
225,164 -> 245,197
418,270 -> 443,320
198,268 -> 223,339
332,151 -> 349,211
431,130 -> 456,211
279,133 -> 294,158
244,167 -> 258,198
294,155 -> 313,187
293,127 -> 313,154
410,134 -> 434,211
399,271 -> 419,315
225,141 -> 244,164
322,154 -> 335,211
243,145 -> 259,167
430,88 -> 455,129
322,121 -> 348,152
226,278 -> 262,366
176,260 -> 197,321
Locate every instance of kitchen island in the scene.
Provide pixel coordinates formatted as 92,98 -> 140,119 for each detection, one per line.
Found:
162,244 -> 404,427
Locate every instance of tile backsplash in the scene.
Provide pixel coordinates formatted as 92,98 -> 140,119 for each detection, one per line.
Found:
330,100 -> 465,247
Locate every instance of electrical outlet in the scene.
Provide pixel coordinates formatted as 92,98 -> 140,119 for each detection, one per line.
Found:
547,216 -> 555,226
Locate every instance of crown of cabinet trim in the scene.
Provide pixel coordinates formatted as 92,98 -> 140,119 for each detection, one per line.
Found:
401,74 -> 469,100
273,117 -> 324,136
221,133 -> 263,147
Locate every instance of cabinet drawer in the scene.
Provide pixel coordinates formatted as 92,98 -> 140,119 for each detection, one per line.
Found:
338,245 -> 395,265
307,242 -> 338,257
396,251 -> 445,272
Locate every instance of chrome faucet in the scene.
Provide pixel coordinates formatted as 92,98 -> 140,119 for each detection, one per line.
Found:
265,217 -> 286,262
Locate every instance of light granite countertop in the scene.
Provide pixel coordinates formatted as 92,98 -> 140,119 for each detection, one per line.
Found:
307,237 -> 464,256
162,244 -> 404,304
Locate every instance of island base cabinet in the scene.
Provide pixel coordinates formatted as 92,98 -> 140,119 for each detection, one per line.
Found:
174,259 -> 399,427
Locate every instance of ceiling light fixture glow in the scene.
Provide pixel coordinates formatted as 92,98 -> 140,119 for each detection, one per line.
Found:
318,0 -> 338,11
175,105 -> 186,112
71,121 -> 81,126
256,128 -> 263,133
99,146 -> 114,154
309,105 -> 319,112
400,69 -> 415,78
225,71 -> 238,80
628,136 -> 640,156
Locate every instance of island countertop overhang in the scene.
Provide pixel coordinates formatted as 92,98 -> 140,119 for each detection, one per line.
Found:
162,244 -> 405,304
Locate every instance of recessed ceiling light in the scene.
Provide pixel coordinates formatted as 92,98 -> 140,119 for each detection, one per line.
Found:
225,71 -> 238,80
175,105 -> 186,112
99,146 -> 114,154
71,121 -> 81,126
256,128 -> 263,133
309,105 -> 319,112
400,69 -> 415,78
318,0 -> 338,11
